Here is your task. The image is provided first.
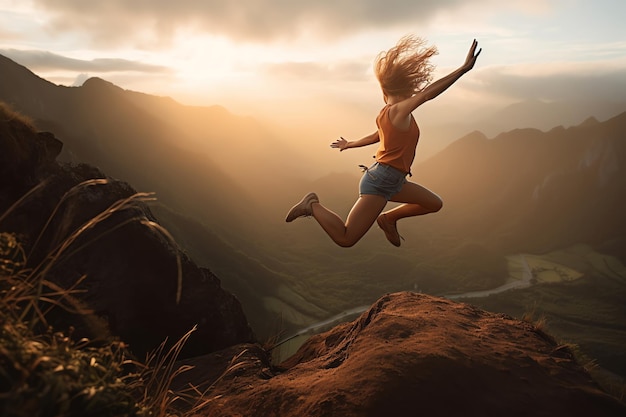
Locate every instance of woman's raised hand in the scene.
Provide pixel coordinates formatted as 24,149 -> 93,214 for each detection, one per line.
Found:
330,137 -> 349,151
462,39 -> 482,72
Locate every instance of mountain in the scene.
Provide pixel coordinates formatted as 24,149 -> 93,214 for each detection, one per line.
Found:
412,99 -> 626,163
413,113 -> 626,257
477,99 -> 626,137
0,103 -> 254,359
4,114 -> 623,412
0,54 -> 307,242
5,52 -> 624,274
0,54 -> 314,337
272,114 -> 626,378
2,54 -> 625,379
274,113 -> 626,297
0,56 -> 231,229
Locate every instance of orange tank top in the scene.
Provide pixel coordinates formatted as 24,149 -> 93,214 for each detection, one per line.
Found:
375,105 -> 420,174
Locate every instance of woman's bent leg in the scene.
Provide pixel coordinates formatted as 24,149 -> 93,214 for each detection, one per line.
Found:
385,181 -> 443,223
312,194 -> 387,247
376,182 -> 442,246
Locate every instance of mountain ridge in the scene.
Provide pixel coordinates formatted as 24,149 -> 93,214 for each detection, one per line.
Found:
413,110 -> 626,255
0,103 -> 255,359
2,54 -> 625,379
475,98 -> 626,137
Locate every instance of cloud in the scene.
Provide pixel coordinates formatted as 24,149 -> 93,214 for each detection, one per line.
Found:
0,26 -> 18,41
0,49 -> 171,73
32,0 -> 478,46
472,60 -> 626,103
262,59 -> 371,83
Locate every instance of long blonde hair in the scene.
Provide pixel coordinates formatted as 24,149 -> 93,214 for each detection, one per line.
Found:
374,35 -> 438,98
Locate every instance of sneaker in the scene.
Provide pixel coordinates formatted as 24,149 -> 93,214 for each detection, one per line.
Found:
377,214 -> 403,247
285,192 -> 319,222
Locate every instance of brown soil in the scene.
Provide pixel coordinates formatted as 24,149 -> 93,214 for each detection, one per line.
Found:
175,292 -> 626,417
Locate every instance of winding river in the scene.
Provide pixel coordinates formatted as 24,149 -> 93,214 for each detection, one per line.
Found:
272,255 -> 535,361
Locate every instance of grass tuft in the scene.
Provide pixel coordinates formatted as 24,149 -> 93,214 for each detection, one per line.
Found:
0,181 -> 218,416
0,101 -> 36,129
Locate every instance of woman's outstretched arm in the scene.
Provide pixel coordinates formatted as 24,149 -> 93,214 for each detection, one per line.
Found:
394,39 -> 481,118
331,131 -> 380,151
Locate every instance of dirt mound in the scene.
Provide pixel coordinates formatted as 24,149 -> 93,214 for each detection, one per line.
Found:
177,292 -> 625,416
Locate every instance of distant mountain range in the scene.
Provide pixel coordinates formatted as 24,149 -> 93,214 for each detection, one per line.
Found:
0,54 -> 310,240
478,99 -> 626,137
4,104 -> 624,412
2,53 -> 625,341
413,97 -> 626,164
0,54 -> 305,335
413,114 -> 626,257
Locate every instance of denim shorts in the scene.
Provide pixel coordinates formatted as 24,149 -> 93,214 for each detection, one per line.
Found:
359,162 -> 407,201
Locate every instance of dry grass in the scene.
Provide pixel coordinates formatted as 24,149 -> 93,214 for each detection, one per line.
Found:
0,181 -> 224,416
521,304 -> 626,404
521,304 -> 549,335
0,101 -> 35,129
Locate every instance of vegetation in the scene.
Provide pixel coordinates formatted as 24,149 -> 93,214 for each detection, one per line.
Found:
0,102 -> 35,129
0,181 -> 219,416
2,232 -> 135,416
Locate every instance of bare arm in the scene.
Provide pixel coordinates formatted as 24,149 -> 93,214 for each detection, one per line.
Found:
331,131 -> 380,152
393,39 -> 482,120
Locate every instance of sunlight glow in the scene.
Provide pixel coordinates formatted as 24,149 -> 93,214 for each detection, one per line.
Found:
1,0 -> 624,127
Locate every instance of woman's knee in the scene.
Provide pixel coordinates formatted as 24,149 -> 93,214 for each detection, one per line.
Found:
428,196 -> 443,213
332,231 -> 364,247
335,236 -> 358,248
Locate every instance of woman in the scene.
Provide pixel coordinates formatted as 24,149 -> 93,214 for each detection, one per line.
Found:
286,36 -> 481,247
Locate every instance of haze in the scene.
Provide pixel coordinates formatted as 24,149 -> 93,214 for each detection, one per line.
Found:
1,1 -> 625,375
2,1 -> 625,151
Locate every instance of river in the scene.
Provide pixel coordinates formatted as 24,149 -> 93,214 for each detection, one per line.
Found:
272,255 -> 535,362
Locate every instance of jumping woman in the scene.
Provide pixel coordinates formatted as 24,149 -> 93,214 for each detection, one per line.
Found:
286,36 -> 481,247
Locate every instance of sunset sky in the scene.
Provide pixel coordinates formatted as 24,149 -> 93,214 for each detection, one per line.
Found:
1,0 -> 625,131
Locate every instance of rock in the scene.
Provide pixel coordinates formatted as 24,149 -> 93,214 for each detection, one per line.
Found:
177,292 -> 625,417
0,108 -> 62,192
0,104 -> 255,359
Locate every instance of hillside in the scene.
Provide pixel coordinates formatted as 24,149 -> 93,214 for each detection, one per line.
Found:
2,54 -> 625,381
2,77 -> 625,415
0,54 -> 309,336
413,114 -> 626,256
0,103 -> 254,359
0,56 -> 240,229
3,115 -> 623,412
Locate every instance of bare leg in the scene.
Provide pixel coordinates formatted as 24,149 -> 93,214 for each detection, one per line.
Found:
384,181 -> 443,223
311,194 -> 387,247
375,182 -> 442,246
